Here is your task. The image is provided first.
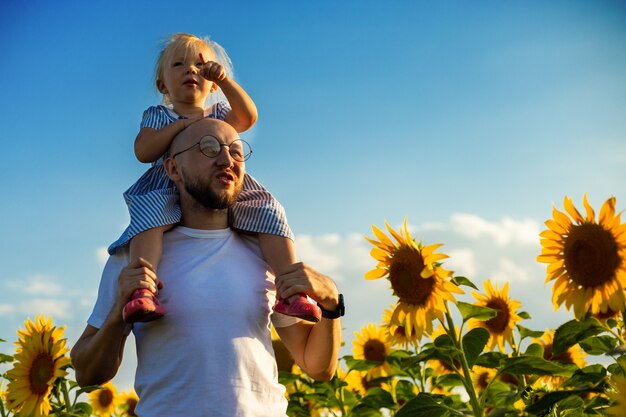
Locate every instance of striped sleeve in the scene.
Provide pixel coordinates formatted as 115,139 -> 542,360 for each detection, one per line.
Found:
211,101 -> 232,121
140,106 -> 172,129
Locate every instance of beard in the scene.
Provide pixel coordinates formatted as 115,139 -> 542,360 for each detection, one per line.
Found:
181,169 -> 242,210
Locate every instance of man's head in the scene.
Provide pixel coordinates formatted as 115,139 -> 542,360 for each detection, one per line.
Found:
165,118 -> 247,213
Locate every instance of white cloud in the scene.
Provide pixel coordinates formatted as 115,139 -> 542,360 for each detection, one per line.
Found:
450,214 -> 540,246
0,304 -> 15,315
446,248 -> 477,277
6,274 -> 62,296
18,299 -> 72,319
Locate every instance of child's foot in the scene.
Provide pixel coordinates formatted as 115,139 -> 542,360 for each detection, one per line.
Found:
123,289 -> 165,323
273,294 -> 321,323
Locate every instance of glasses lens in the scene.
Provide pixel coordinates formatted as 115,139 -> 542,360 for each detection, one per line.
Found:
198,136 -> 251,161
199,135 -> 221,157
228,140 -> 251,162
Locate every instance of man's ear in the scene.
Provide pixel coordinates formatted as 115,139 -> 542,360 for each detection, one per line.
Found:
209,82 -> 218,93
163,156 -> 181,182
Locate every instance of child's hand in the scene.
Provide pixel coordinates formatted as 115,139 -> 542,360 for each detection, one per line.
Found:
199,53 -> 227,84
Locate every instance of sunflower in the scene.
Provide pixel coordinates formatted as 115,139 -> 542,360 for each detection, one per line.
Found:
537,195 -> 626,320
338,367 -> 368,396
352,323 -> 393,379
607,375 -> 626,416
118,389 -> 139,416
5,315 -> 70,417
533,329 -> 586,389
365,219 -> 463,340
89,381 -> 119,417
471,366 -> 497,394
381,305 -> 419,349
468,280 -> 522,352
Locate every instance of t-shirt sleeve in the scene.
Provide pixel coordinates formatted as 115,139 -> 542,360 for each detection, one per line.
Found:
87,251 -> 130,331
140,106 -> 170,130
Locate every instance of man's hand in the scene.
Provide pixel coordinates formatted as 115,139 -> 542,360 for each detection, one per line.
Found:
117,258 -> 162,304
199,53 -> 227,84
274,262 -> 339,311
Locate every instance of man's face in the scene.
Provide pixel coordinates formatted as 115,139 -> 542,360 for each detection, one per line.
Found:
170,119 -> 245,210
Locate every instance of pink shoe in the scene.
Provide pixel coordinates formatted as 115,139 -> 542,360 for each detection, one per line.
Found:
123,289 -> 165,323
273,294 -> 321,323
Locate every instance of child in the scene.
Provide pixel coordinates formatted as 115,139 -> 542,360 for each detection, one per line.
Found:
109,33 -> 321,323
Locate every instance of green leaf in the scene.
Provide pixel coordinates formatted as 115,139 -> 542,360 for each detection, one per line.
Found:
343,355 -> 382,372
516,324 -> 544,340
579,335 -> 617,355
525,390 -> 586,415
457,301 -> 497,322
350,404 -> 383,417
518,311 -> 532,320
462,328 -> 489,367
608,362 -> 626,377
395,379 -> 418,404
524,343 -> 545,357
500,356 -> 575,377
0,353 -> 13,363
433,373 -> 464,387
451,276 -> 478,290
553,318 -> 604,356
72,402 -> 93,416
360,387 -> 395,410
395,394 -> 450,417
562,364 -> 607,388
475,352 -> 508,368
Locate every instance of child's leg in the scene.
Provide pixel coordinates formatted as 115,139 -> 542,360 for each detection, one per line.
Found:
260,234 -> 321,322
123,225 -> 172,323
129,225 -> 172,270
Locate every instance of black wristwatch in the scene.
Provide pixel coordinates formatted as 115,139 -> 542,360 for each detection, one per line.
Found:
318,294 -> 345,319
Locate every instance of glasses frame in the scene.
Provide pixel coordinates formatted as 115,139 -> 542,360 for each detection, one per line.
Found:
171,135 -> 252,162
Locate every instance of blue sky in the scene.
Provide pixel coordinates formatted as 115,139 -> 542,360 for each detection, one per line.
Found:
1,0 -> 625,390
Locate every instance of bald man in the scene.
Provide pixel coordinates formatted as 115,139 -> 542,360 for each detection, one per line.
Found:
72,119 -> 342,417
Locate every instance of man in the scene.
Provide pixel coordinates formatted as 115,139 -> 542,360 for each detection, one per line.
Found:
71,118 -> 343,416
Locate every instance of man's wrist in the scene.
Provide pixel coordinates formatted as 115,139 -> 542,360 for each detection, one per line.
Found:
317,294 -> 345,319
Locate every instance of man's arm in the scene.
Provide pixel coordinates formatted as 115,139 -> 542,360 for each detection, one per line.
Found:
274,263 -> 342,381
71,258 -> 160,386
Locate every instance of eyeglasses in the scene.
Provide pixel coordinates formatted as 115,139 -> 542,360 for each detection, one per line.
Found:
171,135 -> 252,162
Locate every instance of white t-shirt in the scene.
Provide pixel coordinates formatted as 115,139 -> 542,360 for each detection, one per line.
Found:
88,227 -> 299,417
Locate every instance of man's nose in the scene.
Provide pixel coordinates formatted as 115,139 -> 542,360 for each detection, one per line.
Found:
186,64 -> 199,74
215,147 -> 235,167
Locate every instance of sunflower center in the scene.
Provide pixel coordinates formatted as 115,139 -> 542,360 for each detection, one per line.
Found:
99,389 -> 114,407
363,339 -> 386,363
564,223 -> 620,288
127,398 -> 138,416
477,372 -> 490,389
485,298 -> 510,334
394,326 -> 406,338
29,353 -> 55,395
542,343 -> 574,363
388,247 -> 434,306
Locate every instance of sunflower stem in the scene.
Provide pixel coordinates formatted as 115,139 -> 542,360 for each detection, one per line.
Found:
445,308 -> 483,417
61,379 -> 73,412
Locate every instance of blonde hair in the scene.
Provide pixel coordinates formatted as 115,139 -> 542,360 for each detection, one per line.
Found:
155,33 -> 234,107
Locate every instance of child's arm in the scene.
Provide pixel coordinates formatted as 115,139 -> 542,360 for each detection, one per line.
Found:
134,118 -> 191,163
199,56 -> 258,133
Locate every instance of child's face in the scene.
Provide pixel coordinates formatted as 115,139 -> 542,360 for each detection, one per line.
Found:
158,44 -> 217,107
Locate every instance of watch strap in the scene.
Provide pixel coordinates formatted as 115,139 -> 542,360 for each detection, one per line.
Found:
318,294 -> 345,319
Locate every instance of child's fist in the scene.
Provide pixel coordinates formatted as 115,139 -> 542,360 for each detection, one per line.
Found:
199,53 -> 227,84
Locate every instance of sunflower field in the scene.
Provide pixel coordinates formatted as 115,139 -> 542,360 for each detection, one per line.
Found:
2,194 -> 626,416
